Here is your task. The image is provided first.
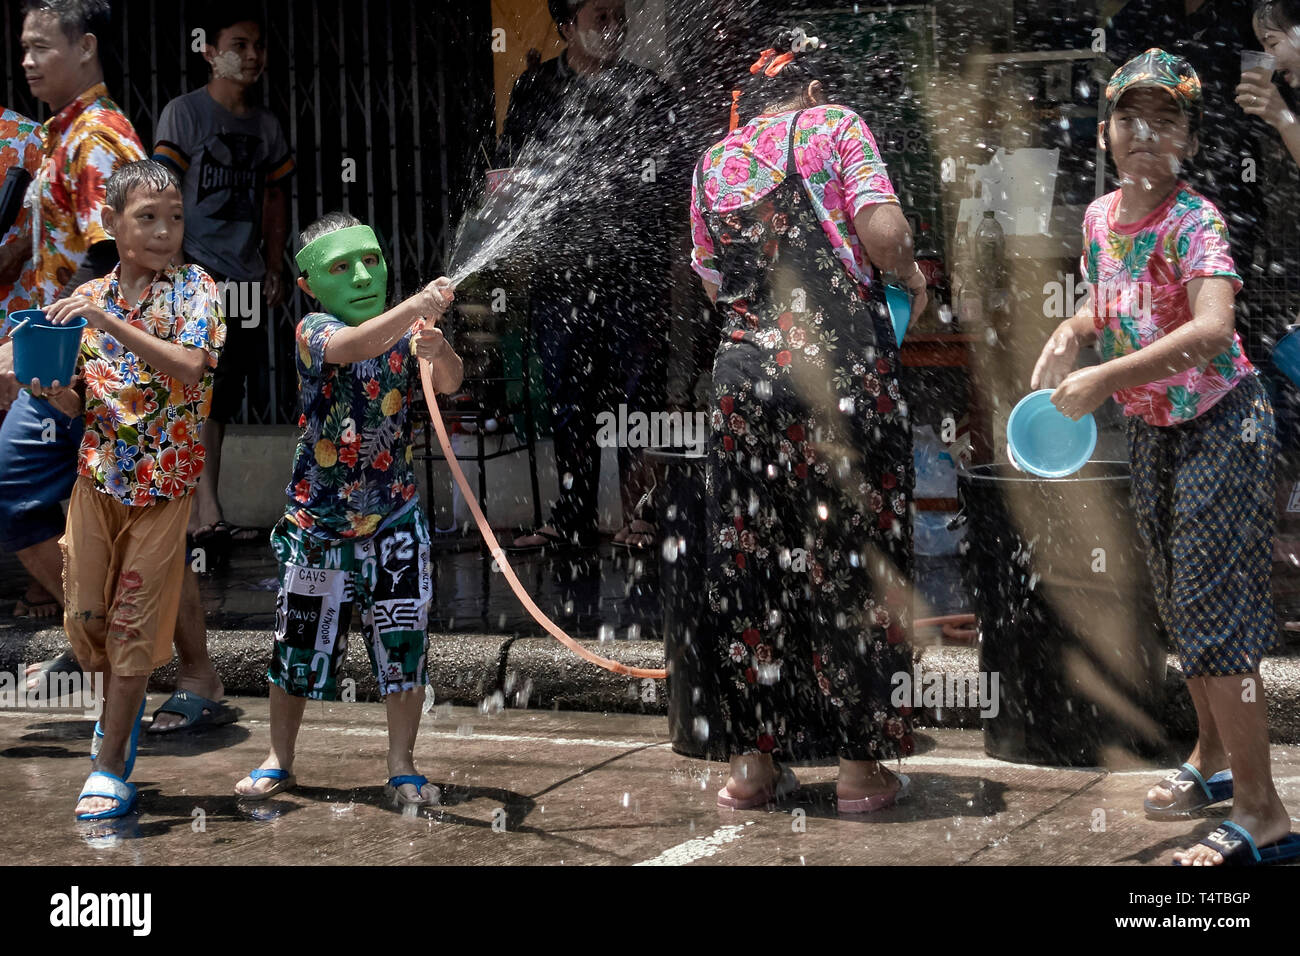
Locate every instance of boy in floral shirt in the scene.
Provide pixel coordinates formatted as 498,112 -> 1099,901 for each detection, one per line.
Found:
41,160 -> 224,819
1032,49 -> 1297,866
235,212 -> 461,808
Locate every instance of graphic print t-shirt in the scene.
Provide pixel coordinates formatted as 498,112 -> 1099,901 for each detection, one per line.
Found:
154,88 -> 294,281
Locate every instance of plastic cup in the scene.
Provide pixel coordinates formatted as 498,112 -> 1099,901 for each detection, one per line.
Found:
1006,389 -> 1098,478
8,309 -> 87,387
1242,51 -> 1277,76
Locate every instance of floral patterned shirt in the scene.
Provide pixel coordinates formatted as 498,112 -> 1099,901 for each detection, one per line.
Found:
75,264 -> 225,505
691,105 -> 898,290
28,84 -> 145,306
286,312 -> 426,540
0,108 -> 43,320
1082,183 -> 1252,426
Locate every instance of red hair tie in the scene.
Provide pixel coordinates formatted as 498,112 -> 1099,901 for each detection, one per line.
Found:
733,47 -> 800,131
764,52 -> 795,76
749,48 -> 777,74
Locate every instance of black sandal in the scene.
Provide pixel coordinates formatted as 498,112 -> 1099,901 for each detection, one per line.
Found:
1144,762 -> 1233,818
505,527 -> 570,553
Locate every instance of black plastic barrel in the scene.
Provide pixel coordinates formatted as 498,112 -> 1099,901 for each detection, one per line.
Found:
957,461 -> 1167,766
648,447 -> 729,760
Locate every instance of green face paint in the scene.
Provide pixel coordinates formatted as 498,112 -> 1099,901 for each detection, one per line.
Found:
295,225 -> 390,326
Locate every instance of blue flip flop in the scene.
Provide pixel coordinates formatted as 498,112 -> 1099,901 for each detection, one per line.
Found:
236,767 -> 296,801
75,770 -> 138,821
90,696 -> 148,780
1175,820 -> 1300,866
1144,762 -> 1233,818
386,774 -> 439,807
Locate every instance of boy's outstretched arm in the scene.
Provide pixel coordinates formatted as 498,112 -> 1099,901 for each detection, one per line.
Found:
46,296 -> 209,385
1051,277 -> 1236,420
322,278 -> 453,366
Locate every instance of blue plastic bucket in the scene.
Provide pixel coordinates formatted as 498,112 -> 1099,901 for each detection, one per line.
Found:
9,309 -> 87,387
885,284 -> 911,346
1006,389 -> 1097,478
1274,327 -> 1300,388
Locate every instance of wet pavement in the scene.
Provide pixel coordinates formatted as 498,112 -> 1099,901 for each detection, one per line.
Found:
2,698 -> 1297,865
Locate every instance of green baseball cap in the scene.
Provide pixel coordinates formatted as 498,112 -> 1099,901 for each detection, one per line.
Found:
1105,48 -> 1203,124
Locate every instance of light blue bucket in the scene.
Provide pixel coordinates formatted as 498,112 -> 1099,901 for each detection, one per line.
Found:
885,284 -> 911,346
1006,389 -> 1097,478
8,309 -> 87,387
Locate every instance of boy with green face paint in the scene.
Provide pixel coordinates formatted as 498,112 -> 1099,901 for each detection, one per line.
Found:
235,212 -> 462,807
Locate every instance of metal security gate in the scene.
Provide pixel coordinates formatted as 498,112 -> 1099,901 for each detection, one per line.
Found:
3,0 -> 496,425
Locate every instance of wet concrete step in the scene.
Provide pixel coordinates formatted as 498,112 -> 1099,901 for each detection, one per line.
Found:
5,624 -> 1300,743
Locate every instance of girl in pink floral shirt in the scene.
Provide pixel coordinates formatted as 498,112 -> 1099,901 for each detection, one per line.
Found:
1032,49 -> 1295,867
1078,185 -> 1252,425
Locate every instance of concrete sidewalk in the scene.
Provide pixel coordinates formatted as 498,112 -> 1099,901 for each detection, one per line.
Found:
1,699 -> 1297,865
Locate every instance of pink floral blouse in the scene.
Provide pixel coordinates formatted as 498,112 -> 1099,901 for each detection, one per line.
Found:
690,105 -> 898,290
1082,184 -> 1252,427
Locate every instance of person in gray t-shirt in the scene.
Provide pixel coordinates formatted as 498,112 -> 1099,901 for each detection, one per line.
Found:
152,6 -> 293,644
155,89 -> 291,283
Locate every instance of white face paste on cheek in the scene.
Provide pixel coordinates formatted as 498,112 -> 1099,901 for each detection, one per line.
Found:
577,26 -> 622,60
211,49 -> 243,79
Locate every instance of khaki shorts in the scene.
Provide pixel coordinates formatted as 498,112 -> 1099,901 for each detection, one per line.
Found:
61,477 -> 192,678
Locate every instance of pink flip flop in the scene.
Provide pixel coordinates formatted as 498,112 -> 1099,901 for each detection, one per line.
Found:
717,765 -> 799,810
837,772 -> 911,814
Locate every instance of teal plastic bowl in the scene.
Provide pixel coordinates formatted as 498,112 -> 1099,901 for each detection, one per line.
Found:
885,284 -> 911,346
1006,389 -> 1097,478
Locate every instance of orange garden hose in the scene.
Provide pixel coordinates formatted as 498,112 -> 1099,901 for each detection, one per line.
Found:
419,360 -> 978,679
421,360 -> 667,679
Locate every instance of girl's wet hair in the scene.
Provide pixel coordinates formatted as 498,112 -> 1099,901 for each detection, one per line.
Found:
104,160 -> 180,212
737,25 -> 835,119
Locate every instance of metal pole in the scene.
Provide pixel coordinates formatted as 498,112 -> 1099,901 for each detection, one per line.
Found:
149,0 -> 158,128
337,4 -> 349,215
361,6 -> 374,233
386,6 -> 400,299
410,8 -> 425,273
434,10 -> 451,269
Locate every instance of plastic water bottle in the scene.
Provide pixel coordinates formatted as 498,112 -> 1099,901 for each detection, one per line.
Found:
974,210 -> 1004,287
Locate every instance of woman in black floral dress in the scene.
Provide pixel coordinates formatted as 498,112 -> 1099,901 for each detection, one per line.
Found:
688,31 -> 928,812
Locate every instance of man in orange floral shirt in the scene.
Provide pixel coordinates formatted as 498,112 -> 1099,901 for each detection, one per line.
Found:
0,106 -> 43,322
0,2 -> 229,738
